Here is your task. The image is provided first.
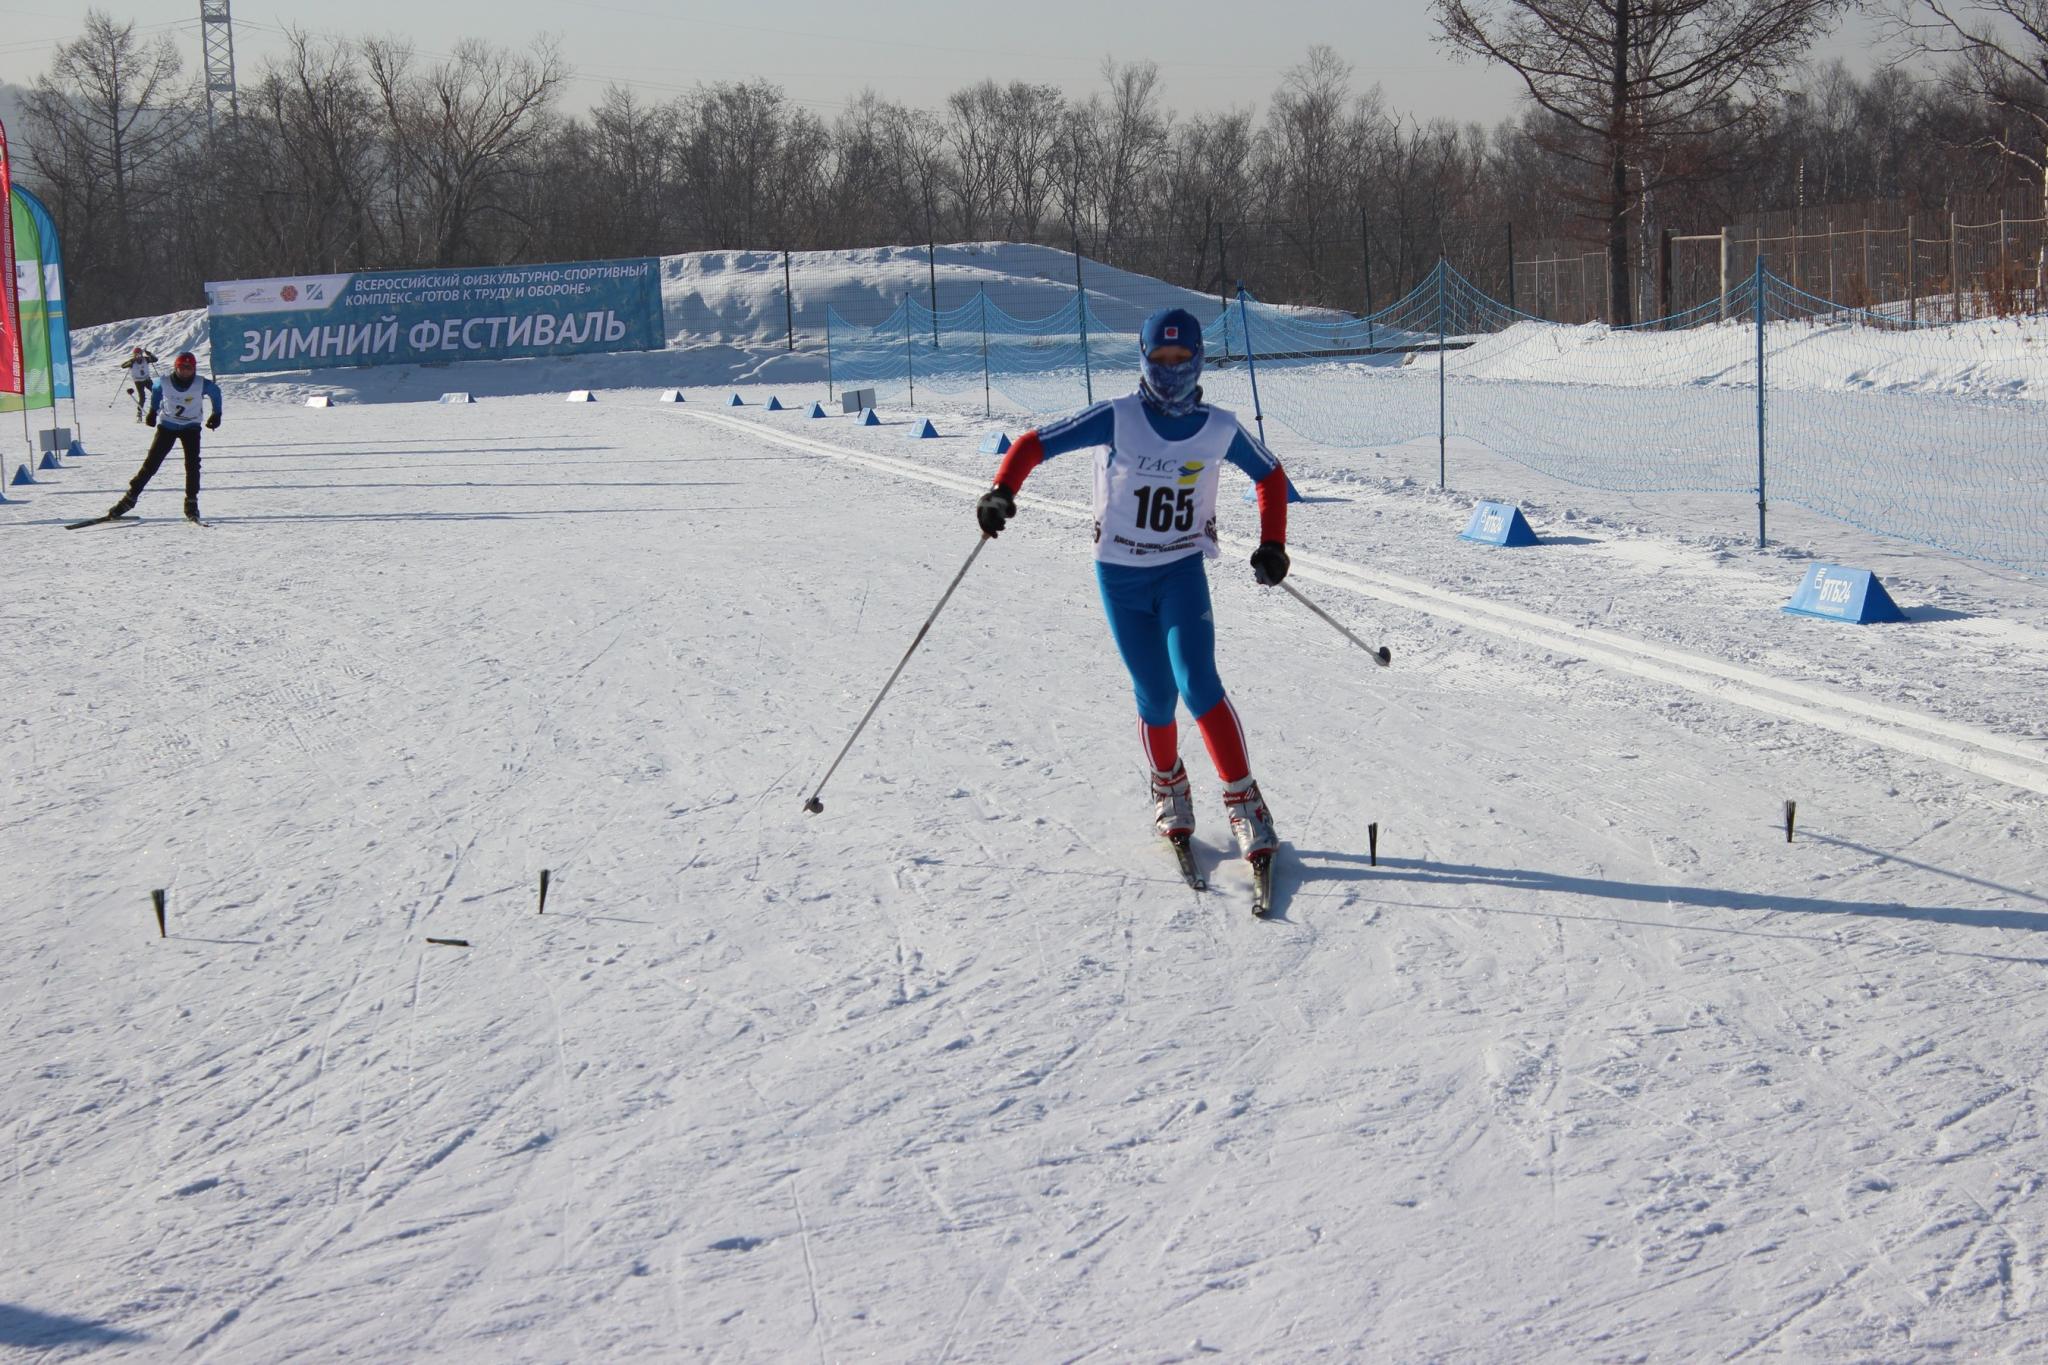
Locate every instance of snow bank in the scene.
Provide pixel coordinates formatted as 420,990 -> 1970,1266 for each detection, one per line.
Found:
69,245 -> 2048,406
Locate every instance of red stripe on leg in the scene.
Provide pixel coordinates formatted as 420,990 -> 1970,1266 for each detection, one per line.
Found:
1140,718 -> 1179,773
1195,697 -> 1251,784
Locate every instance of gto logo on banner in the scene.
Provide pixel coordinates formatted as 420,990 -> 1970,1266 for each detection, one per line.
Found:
205,257 -> 667,375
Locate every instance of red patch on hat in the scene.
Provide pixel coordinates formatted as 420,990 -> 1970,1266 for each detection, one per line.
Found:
1163,326 -> 1179,340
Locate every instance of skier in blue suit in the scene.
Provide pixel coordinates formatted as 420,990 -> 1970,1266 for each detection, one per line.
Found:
975,307 -> 1291,866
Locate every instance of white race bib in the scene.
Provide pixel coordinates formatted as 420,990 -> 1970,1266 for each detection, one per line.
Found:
1092,394 -> 1238,566
159,379 -> 209,426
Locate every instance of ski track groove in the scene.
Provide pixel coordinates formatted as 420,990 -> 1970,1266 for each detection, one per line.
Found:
789,1174 -> 828,1365
682,404 -> 2048,797
11,390 -> 2046,1359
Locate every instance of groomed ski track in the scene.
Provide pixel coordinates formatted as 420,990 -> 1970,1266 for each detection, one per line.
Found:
681,404 -> 2048,798
3,387 -> 2045,1361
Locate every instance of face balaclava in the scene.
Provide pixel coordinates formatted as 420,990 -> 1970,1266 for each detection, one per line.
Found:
1138,308 -> 1204,418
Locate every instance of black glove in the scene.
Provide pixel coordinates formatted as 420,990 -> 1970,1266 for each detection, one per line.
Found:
145,411 -> 157,427
206,413 -> 221,431
976,486 -> 1017,538
1251,540 -> 1289,586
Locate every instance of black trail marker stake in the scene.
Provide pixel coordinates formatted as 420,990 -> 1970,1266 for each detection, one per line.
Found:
151,889 -> 166,938
426,937 -> 471,948
1368,822 -> 1379,868
1784,800 -> 1797,843
538,869 -> 551,915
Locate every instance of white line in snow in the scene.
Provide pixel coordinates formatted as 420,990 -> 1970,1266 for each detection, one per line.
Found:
677,405 -> 2048,798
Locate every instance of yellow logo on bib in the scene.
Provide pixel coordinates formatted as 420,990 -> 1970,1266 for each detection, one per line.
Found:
1176,461 -> 1205,487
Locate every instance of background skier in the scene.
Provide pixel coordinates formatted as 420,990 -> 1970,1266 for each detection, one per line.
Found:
122,346 -> 158,422
974,306 -> 1291,871
107,351 -> 221,522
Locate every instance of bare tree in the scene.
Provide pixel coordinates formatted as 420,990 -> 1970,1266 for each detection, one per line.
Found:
364,36 -> 566,265
998,82 -> 1065,238
1432,0 -> 1848,320
242,31 -> 381,270
23,10 -> 194,316
1888,0 -> 2048,229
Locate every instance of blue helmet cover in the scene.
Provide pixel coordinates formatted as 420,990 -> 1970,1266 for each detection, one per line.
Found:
1138,307 -> 1205,415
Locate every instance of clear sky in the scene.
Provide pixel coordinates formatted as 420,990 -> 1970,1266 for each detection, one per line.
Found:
0,0 -> 1885,129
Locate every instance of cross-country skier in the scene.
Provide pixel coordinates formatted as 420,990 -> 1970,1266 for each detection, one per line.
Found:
106,352 -> 221,522
122,347 -> 159,422
974,306 -> 1290,872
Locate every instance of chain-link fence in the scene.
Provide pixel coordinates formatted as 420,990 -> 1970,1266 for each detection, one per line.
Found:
804,246 -> 2047,578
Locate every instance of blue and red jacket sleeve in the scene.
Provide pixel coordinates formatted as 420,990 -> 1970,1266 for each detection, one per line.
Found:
992,402 -> 1115,494
1225,425 -> 1288,544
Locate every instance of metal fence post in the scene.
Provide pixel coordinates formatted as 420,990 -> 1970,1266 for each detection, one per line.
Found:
1505,221 -> 1516,311
904,292 -> 916,406
1719,226 -> 1732,321
1951,213 -> 1963,323
1074,243 -> 1093,405
928,240 -> 940,348
1907,215 -> 1917,324
1755,255 -> 1768,549
1437,259 -> 1448,489
825,305 -> 835,401
979,285 -> 991,418
1659,227 -> 1674,324
1236,284 -> 1267,446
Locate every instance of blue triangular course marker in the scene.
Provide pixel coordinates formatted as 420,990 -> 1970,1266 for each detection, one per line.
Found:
858,408 -> 881,426
766,396 -> 785,411
908,417 -> 938,439
67,439 -> 88,457
979,432 -> 1012,455
1241,475 -> 1305,504
807,401 -> 827,418
1783,564 -> 1906,624
1459,500 -> 1539,546
11,463 -> 34,486
39,451 -> 62,471
728,393 -> 745,406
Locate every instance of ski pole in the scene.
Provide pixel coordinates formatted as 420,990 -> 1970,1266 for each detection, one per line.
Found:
1280,580 -> 1391,667
802,535 -> 990,814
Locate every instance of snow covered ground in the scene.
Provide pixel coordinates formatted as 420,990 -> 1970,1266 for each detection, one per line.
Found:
4,253 -> 2047,1359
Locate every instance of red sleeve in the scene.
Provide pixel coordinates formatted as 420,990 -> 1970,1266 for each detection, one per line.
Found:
992,430 -> 1045,494
1255,467 -> 1288,543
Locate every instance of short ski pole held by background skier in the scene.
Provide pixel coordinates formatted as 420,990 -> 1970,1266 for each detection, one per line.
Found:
1280,581 -> 1392,667
802,535 -> 991,815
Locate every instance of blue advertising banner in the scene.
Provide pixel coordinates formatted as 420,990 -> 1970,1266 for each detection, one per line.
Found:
206,257 -> 666,375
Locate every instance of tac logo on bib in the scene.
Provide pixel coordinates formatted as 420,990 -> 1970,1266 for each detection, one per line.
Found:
1177,461 -> 1205,486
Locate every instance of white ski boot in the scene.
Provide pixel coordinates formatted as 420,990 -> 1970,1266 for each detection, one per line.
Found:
1222,776 -> 1279,859
1149,761 -> 1195,838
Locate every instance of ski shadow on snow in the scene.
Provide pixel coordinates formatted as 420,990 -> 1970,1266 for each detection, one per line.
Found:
206,444 -> 619,459
202,480 -> 744,494
0,1303 -> 146,1347
1291,849 -> 2048,944
172,506 -> 778,526
211,438 -> 601,451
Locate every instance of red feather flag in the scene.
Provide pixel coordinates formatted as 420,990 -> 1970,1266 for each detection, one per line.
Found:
0,117 -> 21,396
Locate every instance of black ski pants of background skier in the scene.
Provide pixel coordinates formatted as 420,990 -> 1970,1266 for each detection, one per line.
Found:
122,426 -> 202,507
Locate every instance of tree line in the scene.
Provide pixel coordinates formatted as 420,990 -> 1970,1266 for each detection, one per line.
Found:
16,4 -> 2048,328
